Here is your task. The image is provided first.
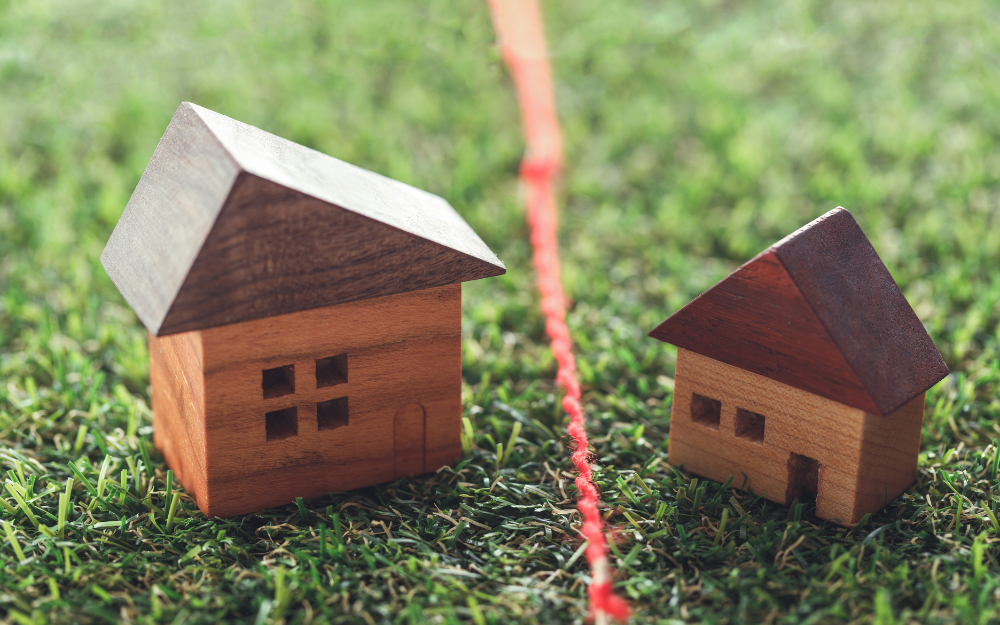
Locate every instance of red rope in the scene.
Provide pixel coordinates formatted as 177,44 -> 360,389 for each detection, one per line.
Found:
488,1 -> 629,621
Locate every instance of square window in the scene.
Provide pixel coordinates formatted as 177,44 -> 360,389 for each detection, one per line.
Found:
317,397 -> 349,431
690,393 -> 721,429
262,364 -> 295,399
316,354 -> 348,388
735,408 -> 766,443
266,407 -> 298,441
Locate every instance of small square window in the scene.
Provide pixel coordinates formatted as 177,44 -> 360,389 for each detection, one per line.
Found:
266,407 -> 298,441
262,364 -> 295,399
735,408 -> 766,443
690,393 -> 721,429
317,397 -> 349,431
316,354 -> 348,388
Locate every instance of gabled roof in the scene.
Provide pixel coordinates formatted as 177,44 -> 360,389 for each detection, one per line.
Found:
649,208 -> 948,416
101,103 -> 505,336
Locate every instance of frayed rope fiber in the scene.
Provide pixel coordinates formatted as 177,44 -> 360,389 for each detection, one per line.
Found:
488,1 -> 629,621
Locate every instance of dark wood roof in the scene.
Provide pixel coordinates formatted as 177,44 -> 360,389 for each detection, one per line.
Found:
649,208 -> 948,416
101,103 -> 505,336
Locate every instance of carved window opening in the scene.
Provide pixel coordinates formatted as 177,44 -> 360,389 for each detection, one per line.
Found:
316,354 -> 348,388
690,393 -> 721,429
262,364 -> 295,399
266,407 -> 298,441
318,397 -> 349,431
735,408 -> 766,443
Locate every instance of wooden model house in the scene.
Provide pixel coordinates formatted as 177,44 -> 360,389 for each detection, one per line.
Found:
649,208 -> 948,524
101,103 -> 505,517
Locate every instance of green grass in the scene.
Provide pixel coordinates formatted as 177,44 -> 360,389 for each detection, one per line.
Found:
1,0 -> 999,623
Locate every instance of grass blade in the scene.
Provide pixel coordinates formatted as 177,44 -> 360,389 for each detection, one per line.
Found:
165,492 -> 180,532
2,521 -> 26,561
5,482 -> 39,528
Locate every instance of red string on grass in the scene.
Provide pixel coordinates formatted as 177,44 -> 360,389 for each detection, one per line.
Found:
488,1 -> 629,621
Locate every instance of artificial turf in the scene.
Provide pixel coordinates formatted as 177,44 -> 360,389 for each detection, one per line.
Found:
1,0 -> 999,623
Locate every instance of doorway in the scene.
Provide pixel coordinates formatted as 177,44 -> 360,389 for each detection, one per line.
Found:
786,452 -> 820,506
393,403 -> 426,480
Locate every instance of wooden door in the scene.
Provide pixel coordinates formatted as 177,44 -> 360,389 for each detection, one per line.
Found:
393,403 -> 426,479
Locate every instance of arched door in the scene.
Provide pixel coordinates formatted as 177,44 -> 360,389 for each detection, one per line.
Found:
393,403 -> 426,480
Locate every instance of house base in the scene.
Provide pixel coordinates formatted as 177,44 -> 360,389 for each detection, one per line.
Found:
668,348 -> 925,525
149,284 -> 463,517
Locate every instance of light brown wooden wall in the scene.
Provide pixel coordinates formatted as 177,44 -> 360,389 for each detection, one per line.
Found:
151,283 -> 462,517
668,348 -> 924,524
150,330 -> 208,505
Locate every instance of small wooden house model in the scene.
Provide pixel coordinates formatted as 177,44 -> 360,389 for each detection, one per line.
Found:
649,208 -> 948,524
101,103 -> 505,517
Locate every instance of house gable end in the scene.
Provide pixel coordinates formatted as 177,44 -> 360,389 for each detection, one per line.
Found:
100,104 -> 240,334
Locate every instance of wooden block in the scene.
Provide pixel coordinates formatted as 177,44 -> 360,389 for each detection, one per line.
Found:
651,207 -> 948,416
101,102 -> 505,337
668,348 -> 925,524
151,283 -> 462,517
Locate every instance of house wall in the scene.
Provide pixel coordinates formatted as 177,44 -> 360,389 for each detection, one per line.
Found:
152,283 -> 461,517
150,329 -> 208,506
668,348 -> 924,524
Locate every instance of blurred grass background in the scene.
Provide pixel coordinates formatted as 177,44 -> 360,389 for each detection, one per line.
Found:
0,0 -> 998,623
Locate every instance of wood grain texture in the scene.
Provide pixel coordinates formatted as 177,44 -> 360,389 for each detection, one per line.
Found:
773,207 -> 949,416
651,207 -> 948,415
188,104 -> 502,268
152,283 -> 462,518
149,329 -> 210,512
394,403 -> 426,480
159,172 -> 503,335
853,393 -> 925,516
649,251 -> 878,413
101,105 -> 240,334
102,102 -> 505,336
668,348 -> 924,524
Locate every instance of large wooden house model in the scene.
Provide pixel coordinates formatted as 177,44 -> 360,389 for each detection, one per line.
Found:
649,208 -> 948,524
102,103 -> 505,517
